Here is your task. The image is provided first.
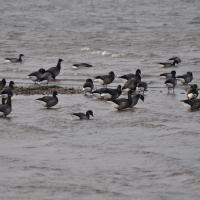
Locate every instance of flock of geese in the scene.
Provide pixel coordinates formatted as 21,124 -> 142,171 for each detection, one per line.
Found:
0,54 -> 199,119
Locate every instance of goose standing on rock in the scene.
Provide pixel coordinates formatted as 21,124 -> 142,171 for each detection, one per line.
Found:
94,71 -> 115,87
36,91 -> 58,108
0,92 -> 12,117
92,85 -> 122,100
5,54 -> 24,63
72,110 -> 94,120
83,79 -> 94,95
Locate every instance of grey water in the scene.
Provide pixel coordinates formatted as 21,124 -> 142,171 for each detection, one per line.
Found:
0,0 -> 200,199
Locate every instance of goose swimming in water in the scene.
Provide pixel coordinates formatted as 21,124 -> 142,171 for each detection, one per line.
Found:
181,98 -> 200,111
36,91 -> 58,108
72,110 -> 94,120
73,63 -> 93,69
5,54 -> 24,63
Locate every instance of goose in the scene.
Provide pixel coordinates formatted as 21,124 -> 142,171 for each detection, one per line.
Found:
176,71 -> 193,84
92,85 -> 122,100
0,93 -> 12,117
186,84 -> 198,99
119,69 -> 141,81
94,71 -> 115,87
83,79 -> 94,95
28,68 -> 46,83
111,90 -> 134,110
0,78 -> 6,90
72,110 -> 94,120
164,71 -> 177,94
5,54 -> 24,63
73,63 -> 93,69
36,91 -> 58,108
181,98 -> 200,111
46,58 -> 63,79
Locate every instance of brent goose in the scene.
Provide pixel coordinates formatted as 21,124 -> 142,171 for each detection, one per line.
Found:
176,71 -> 193,84
119,69 -> 141,81
92,85 -> 122,100
181,98 -> 200,111
137,81 -> 148,94
169,56 -> 181,64
111,90 -> 134,110
186,84 -> 198,99
36,91 -> 58,108
94,71 -> 115,87
160,70 -> 176,79
122,78 -> 139,92
158,60 -> 179,68
0,92 -> 12,117
38,71 -> 55,83
28,68 -> 46,83
83,79 -> 94,95
72,110 -> 93,120
1,81 -> 15,98
73,63 -> 93,69
130,94 -> 144,107
165,71 -> 177,94
5,54 -> 24,63
0,78 -> 6,90
46,58 -> 63,79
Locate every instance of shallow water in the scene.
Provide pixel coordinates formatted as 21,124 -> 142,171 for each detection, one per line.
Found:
0,0 -> 200,199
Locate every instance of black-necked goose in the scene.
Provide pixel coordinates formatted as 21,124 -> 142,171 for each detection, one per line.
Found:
46,58 -> 63,79
176,71 -> 193,84
1,81 -> 15,98
28,68 -> 46,83
160,70 -> 176,79
168,56 -> 181,64
186,84 -> 198,99
122,77 -> 139,92
111,90 -> 134,110
0,78 -> 6,90
83,79 -> 94,95
94,71 -> 115,87
119,69 -> 141,81
73,63 -> 93,69
72,110 -> 94,120
92,85 -> 122,100
36,91 -> 58,108
137,81 -> 148,94
158,60 -> 179,68
130,94 -> 144,107
5,54 -> 24,63
0,92 -> 12,117
181,98 -> 200,111
38,71 -> 55,83
165,71 -> 177,94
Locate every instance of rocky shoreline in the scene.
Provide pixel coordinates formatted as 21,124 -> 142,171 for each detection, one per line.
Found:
15,85 -> 82,95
